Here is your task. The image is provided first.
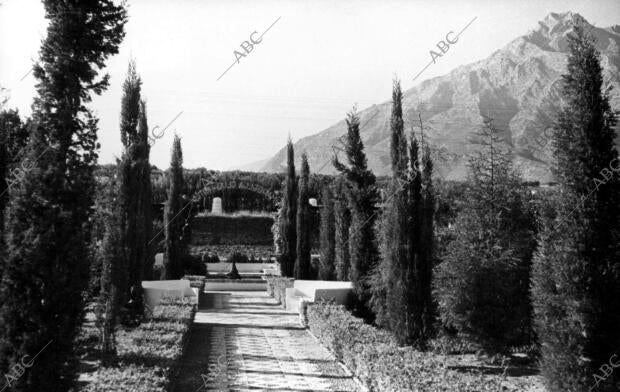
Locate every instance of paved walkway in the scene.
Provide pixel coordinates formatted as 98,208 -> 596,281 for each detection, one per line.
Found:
172,291 -> 359,392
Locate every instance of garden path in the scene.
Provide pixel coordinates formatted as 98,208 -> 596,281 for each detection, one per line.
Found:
171,290 -> 359,392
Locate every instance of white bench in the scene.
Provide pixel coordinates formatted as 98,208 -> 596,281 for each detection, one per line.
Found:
142,279 -> 198,309
285,280 -> 353,312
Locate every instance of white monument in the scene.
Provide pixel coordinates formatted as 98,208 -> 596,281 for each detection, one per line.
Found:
211,197 -> 223,215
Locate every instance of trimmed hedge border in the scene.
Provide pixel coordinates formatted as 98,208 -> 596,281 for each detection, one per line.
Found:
264,276 -> 294,308
307,302 -> 510,392
80,297 -> 196,391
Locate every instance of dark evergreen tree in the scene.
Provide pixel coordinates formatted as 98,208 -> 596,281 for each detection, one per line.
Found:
318,186 -> 336,280
279,138 -> 297,277
434,116 -> 535,352
333,177 -> 351,281
333,107 -> 379,319
0,2 -> 126,390
164,135 -> 185,279
118,60 -> 146,318
531,22 -> 620,391
295,153 -> 311,279
138,101 -> 154,280
371,79 -> 435,346
95,178 -> 124,358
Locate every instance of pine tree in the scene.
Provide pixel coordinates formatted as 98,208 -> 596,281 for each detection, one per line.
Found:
164,135 -> 185,279
434,116 -> 535,352
279,138 -> 297,277
318,186 -> 336,280
531,22 -> 620,391
333,107 -> 379,319
295,153 -> 311,279
333,177 -> 351,281
0,2 -> 126,390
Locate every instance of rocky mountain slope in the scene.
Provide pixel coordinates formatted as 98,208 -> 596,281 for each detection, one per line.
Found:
254,12 -> 620,182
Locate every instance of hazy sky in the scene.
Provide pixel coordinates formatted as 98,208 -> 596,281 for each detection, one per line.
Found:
1,0 -> 619,170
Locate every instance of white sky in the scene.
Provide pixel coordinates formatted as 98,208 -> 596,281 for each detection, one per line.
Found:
1,0 -> 619,170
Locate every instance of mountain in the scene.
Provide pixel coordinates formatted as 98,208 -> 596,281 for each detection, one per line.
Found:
255,12 -> 620,182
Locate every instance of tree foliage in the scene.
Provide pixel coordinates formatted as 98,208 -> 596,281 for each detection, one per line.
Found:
531,22 -> 620,391
164,135 -> 186,279
0,2 -> 126,390
295,153 -> 311,279
434,116 -> 535,352
278,138 -> 297,277
318,186 -> 336,280
333,107 -> 379,319
371,80 -> 435,346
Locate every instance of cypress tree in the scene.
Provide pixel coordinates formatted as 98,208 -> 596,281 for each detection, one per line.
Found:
95,178 -> 124,358
279,138 -> 297,277
295,153 -> 311,279
0,2 -> 126,390
333,107 -> 379,319
333,177 -> 351,281
318,186 -> 336,280
164,135 -> 185,279
118,60 -> 145,318
531,22 -> 620,391
138,102 -> 154,280
372,80 -> 436,346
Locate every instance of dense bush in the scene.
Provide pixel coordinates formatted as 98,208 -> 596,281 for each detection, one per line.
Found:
181,254 -> 206,275
307,302 -> 522,392
78,297 -> 195,391
190,244 -> 274,261
264,277 -> 294,307
190,215 -> 275,245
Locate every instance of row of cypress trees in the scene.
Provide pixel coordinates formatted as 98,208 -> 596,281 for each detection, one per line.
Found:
278,139 -> 313,280
307,22 -> 620,391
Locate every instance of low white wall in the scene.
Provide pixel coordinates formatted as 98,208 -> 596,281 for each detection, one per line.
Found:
204,281 -> 266,291
206,262 -> 276,273
286,280 -> 353,312
142,279 -> 196,309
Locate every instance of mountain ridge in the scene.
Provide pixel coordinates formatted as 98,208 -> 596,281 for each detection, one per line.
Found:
247,12 -> 620,182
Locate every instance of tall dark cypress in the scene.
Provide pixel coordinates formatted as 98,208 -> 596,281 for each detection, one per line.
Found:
318,186 -> 336,280
333,177 -> 351,281
118,60 -> 145,317
372,79 -> 435,346
295,153 -> 311,279
531,22 -> 620,391
333,107 -> 379,319
0,2 -> 126,390
138,101 -> 154,280
279,138 -> 297,277
164,135 -> 185,279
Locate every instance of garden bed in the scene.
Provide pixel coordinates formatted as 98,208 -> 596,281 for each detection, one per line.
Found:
75,297 -> 196,391
307,302 -> 544,392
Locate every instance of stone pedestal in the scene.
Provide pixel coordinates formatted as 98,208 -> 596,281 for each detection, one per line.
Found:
211,197 -> 223,215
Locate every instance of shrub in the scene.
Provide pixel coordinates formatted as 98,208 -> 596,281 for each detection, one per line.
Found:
307,302 -> 516,392
181,254 -> 206,275
78,297 -> 195,392
264,277 -> 294,307
228,252 -> 249,264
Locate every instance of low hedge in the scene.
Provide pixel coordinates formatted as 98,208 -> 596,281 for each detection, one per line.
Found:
79,297 -> 195,391
307,302 -> 512,392
264,276 -> 294,307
